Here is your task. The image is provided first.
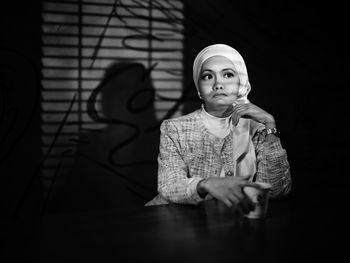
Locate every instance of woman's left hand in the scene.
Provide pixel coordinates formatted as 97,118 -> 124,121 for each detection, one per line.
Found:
231,102 -> 275,128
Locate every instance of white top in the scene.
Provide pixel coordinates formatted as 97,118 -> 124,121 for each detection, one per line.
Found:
199,106 -> 232,139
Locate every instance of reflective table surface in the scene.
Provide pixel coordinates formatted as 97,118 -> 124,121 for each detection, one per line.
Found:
1,186 -> 347,263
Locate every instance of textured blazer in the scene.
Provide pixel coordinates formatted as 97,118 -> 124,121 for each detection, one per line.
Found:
146,109 -> 291,206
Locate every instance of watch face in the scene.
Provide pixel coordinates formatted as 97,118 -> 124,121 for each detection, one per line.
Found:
266,128 -> 280,137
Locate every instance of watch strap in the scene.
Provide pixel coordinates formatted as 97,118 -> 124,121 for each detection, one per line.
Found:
265,127 -> 280,136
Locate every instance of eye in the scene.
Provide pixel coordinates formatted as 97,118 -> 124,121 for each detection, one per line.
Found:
224,72 -> 235,78
201,73 -> 213,80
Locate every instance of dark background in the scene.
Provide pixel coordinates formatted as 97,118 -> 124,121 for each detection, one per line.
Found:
0,0 -> 348,221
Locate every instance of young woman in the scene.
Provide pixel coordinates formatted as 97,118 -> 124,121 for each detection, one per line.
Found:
145,44 -> 291,212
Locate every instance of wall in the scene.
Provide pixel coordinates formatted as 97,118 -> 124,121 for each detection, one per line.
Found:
0,1 -> 42,220
1,0 -> 348,220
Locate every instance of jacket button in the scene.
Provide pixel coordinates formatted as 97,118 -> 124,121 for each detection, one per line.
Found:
226,171 -> 233,176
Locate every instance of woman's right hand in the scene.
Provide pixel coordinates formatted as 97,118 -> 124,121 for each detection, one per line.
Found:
197,176 -> 255,214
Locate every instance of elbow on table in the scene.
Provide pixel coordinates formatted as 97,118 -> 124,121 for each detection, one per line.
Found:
269,181 -> 292,199
158,184 -> 200,205
158,184 -> 177,203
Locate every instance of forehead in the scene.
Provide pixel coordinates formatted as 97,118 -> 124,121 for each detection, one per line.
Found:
201,55 -> 236,71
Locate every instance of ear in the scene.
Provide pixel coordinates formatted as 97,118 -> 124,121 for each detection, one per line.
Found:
198,91 -> 202,99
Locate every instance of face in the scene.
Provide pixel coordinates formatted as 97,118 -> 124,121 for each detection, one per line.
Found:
198,55 -> 240,112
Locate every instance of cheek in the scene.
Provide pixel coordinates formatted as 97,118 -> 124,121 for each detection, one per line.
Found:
227,82 -> 240,94
229,86 -> 240,94
198,82 -> 212,95
231,77 -> 240,86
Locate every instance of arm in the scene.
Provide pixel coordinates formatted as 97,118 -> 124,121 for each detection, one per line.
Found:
231,101 -> 292,198
253,129 -> 292,198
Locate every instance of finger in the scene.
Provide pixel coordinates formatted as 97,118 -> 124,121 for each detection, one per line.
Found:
232,116 -> 239,126
227,192 -> 240,204
233,107 -> 250,117
241,179 -> 257,188
234,97 -> 249,105
233,103 -> 249,112
223,104 -> 234,115
236,175 -> 252,183
226,175 -> 251,188
221,198 -> 233,207
229,188 -> 254,213
226,175 -> 250,186
232,188 -> 245,200
232,111 -> 244,125
231,113 -> 239,126
232,107 -> 250,125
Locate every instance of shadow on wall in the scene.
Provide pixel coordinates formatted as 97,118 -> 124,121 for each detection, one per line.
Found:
48,62 -> 160,214
0,48 -> 42,220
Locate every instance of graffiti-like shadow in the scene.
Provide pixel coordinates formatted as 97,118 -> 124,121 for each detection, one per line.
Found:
50,62 -> 160,214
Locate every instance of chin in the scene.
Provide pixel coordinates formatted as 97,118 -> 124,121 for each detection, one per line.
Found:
215,100 -> 234,106
206,98 -> 235,108
209,103 -> 232,110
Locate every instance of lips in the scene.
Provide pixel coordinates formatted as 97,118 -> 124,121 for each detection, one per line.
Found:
213,93 -> 227,98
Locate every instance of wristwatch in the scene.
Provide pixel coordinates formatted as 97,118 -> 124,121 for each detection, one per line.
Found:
265,127 -> 280,137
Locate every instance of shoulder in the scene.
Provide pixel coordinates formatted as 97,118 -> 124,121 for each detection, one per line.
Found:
161,109 -> 201,130
165,109 -> 200,123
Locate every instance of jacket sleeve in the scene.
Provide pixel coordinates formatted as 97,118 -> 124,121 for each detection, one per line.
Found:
253,129 -> 292,198
157,120 -> 205,204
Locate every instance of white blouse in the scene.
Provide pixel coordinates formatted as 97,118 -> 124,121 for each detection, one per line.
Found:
199,106 -> 232,139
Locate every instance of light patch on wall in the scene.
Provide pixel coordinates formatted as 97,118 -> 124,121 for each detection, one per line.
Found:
41,0 -> 184,198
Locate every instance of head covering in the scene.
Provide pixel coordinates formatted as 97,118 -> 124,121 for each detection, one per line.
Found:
193,43 -> 251,99
194,44 -> 259,179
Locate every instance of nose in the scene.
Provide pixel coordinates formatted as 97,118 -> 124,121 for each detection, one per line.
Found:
213,83 -> 224,91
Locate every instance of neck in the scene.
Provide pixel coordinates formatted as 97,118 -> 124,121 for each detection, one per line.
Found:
204,104 -> 233,118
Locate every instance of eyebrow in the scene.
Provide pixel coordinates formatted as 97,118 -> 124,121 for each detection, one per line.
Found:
201,68 -> 235,73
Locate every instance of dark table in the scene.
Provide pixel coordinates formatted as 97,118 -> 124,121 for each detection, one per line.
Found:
1,187 -> 347,263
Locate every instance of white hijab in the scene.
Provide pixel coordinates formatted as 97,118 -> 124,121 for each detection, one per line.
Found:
193,44 -> 258,178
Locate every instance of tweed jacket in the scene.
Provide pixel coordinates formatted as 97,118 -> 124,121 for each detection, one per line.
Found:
145,109 -> 291,206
